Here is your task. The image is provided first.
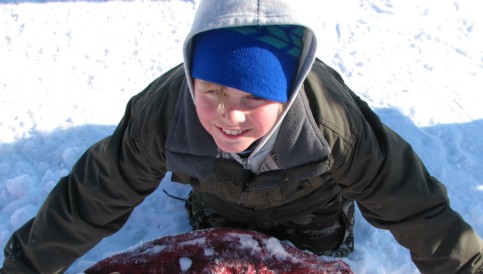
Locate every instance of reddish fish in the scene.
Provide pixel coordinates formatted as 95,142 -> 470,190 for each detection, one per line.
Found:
85,227 -> 353,274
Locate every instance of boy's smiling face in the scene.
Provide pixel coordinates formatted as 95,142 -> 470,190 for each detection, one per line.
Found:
193,79 -> 283,153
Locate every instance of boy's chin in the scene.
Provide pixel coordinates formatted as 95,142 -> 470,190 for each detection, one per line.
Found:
218,146 -> 249,154
216,142 -> 252,154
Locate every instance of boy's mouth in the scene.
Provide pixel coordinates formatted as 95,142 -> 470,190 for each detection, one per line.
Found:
221,128 -> 246,136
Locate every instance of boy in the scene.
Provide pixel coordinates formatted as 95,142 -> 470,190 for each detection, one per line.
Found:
3,0 -> 482,273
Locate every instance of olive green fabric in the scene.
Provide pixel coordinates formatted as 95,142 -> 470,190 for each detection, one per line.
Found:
185,190 -> 355,257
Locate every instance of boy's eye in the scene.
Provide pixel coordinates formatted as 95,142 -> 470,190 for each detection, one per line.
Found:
248,95 -> 264,100
205,89 -> 221,95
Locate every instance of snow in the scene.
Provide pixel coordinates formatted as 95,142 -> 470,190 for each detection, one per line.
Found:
228,233 -> 259,251
0,0 -> 482,273
179,257 -> 192,272
265,237 -> 292,261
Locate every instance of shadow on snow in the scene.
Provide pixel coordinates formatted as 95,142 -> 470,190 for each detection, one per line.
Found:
1,107 -> 482,190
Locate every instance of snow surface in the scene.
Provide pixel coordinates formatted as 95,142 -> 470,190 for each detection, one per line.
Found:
1,0 -> 482,273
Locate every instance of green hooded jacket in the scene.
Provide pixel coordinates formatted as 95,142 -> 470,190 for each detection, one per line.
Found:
3,0 -> 482,273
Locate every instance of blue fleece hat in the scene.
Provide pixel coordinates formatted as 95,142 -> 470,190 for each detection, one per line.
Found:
191,25 -> 304,103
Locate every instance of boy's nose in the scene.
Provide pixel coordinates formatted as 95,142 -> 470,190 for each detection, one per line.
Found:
221,104 -> 246,124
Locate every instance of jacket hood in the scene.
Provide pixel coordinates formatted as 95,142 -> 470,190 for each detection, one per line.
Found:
182,0 -> 320,170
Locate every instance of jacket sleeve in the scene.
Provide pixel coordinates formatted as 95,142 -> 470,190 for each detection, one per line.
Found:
333,85 -> 483,273
2,84 -> 170,273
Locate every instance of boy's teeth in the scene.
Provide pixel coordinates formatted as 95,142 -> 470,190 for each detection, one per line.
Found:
223,129 -> 244,135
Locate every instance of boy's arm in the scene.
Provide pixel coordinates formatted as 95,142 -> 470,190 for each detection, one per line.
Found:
2,65 -> 183,273
2,99 -> 167,273
335,92 -> 483,273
